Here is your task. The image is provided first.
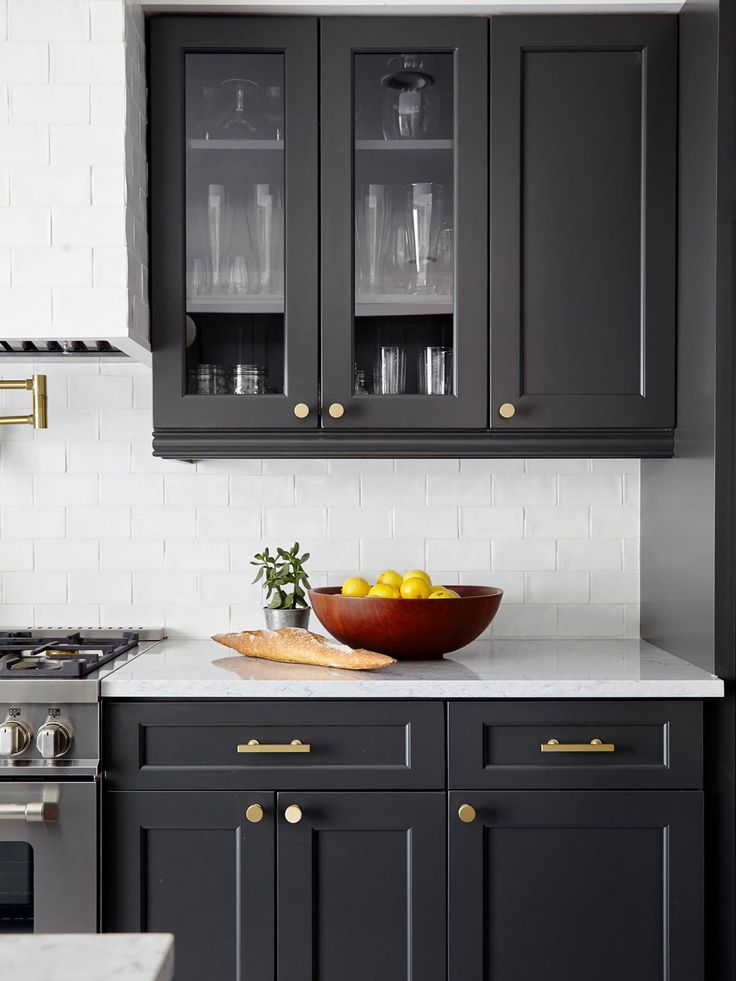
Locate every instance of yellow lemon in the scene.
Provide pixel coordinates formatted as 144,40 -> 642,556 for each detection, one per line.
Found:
446,588 -> 461,598
341,576 -> 370,597
377,569 -> 403,590
429,587 -> 456,599
403,569 -> 432,587
400,577 -> 432,600
368,582 -> 400,599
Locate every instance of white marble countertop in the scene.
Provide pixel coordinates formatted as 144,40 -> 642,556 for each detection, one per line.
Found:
0,934 -> 174,981
101,637 -> 723,699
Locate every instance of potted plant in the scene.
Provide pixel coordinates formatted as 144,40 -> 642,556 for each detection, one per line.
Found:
251,542 -> 312,630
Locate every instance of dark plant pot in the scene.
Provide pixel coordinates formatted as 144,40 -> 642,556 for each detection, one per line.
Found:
263,607 -> 311,631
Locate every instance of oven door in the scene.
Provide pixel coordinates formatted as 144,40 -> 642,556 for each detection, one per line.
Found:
0,782 -> 96,933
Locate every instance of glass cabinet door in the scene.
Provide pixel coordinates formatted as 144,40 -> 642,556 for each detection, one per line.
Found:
321,19 -> 488,429
151,19 -> 318,432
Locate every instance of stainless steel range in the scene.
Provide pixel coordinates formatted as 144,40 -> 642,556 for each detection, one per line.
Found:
0,629 -> 163,934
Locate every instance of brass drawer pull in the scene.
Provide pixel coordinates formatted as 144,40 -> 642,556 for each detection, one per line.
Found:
541,738 -> 615,753
458,803 -> 476,824
237,738 -> 311,754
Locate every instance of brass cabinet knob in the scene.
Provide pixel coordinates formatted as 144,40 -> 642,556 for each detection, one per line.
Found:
245,803 -> 264,824
498,402 -> 516,419
328,403 -> 345,419
284,804 -> 303,824
293,403 -> 310,419
458,803 -> 477,824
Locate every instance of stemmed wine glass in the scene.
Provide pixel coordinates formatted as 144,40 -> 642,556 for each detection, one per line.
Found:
219,79 -> 266,137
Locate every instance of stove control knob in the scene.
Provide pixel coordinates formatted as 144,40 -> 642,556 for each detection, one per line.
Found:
36,721 -> 73,760
0,719 -> 33,758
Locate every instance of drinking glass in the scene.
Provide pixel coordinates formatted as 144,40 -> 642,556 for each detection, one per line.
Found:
418,346 -> 453,395
433,225 -> 454,295
193,364 -> 228,395
207,184 -> 230,293
225,256 -> 249,295
381,55 -> 439,140
374,345 -> 406,395
201,85 -> 221,140
405,182 -> 444,293
263,85 -> 285,141
251,184 -> 284,294
219,79 -> 266,137
232,364 -> 266,395
187,257 -> 210,296
355,184 -> 390,295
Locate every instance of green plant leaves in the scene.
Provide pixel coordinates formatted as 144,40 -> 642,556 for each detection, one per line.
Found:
251,541 -> 311,609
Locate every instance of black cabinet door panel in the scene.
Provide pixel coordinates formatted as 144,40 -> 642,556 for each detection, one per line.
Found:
150,17 -> 319,431
104,791 -> 275,981
321,18 -> 488,429
449,790 -> 703,981
277,792 -> 446,981
491,16 -> 676,429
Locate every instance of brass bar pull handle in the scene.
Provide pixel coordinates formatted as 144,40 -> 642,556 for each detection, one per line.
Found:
540,738 -> 615,753
0,375 -> 47,428
237,738 -> 311,754
0,801 -> 59,822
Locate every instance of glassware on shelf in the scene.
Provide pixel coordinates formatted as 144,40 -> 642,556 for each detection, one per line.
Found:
405,182 -> 444,293
219,78 -> 266,137
263,85 -> 285,141
418,345 -> 453,395
382,187 -> 413,294
207,184 -> 230,293
192,364 -> 229,395
225,255 -> 250,295
252,184 -> 284,294
186,257 -> 210,296
374,345 -> 406,395
354,364 -> 371,395
201,85 -> 221,140
433,225 -> 454,295
381,55 -> 439,140
232,364 -> 266,395
355,184 -> 391,295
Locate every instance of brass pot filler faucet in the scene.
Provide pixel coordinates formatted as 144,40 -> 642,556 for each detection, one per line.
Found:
0,375 -> 48,429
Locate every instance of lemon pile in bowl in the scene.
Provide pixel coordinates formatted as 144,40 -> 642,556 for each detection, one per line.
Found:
341,569 -> 460,600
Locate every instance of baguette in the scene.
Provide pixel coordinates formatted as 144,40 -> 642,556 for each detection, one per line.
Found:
212,627 -> 396,671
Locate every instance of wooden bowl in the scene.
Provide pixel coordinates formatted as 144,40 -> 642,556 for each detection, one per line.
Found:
308,585 -> 504,660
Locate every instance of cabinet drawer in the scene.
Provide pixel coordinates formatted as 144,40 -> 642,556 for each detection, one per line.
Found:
448,700 -> 702,789
104,700 -> 445,791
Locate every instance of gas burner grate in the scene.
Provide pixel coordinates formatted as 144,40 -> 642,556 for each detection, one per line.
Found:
0,631 -> 140,678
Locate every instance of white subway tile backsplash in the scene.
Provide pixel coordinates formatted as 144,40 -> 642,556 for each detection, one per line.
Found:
558,539 -> 622,572
0,286 -> 51,330
51,124 -> 124,164
493,474 -> 556,506
0,124 -> 48,163
492,539 -> 556,571
428,474 -> 490,506
0,43 -> 49,83
50,42 -> 125,84
10,164 -> 89,205
13,245 -> 91,286
12,85 -> 89,124
52,205 -> 125,246
0,206 -> 50,245
8,1 -> 89,42
90,2 -> 124,42
0,358 -> 640,639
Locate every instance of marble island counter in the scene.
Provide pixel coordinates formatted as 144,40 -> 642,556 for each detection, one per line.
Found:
0,934 -> 174,981
102,637 -> 724,699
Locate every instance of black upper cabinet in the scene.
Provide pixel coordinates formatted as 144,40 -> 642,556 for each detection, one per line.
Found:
150,14 -> 677,458
320,18 -> 488,430
150,17 -> 319,432
490,16 -> 677,430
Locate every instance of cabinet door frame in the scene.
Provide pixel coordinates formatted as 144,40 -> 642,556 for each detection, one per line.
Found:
277,791 -> 447,981
448,790 -> 704,981
320,17 -> 489,430
103,790 -> 275,981
150,16 -> 319,431
490,15 -> 677,429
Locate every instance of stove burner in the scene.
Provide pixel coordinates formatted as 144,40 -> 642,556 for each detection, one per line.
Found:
0,631 -> 140,679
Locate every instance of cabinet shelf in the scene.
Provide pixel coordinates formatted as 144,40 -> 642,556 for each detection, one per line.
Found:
355,294 -> 453,317
355,139 -> 453,151
187,139 -> 284,151
187,295 -> 285,314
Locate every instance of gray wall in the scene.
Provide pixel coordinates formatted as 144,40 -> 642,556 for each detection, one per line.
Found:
640,0 -> 718,672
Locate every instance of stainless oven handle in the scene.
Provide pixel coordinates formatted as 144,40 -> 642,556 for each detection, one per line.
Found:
0,801 -> 59,822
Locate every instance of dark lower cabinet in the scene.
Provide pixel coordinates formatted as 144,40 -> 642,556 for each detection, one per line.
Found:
277,792 -> 446,981
448,790 -> 704,981
104,791 -> 276,981
104,789 -> 445,981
